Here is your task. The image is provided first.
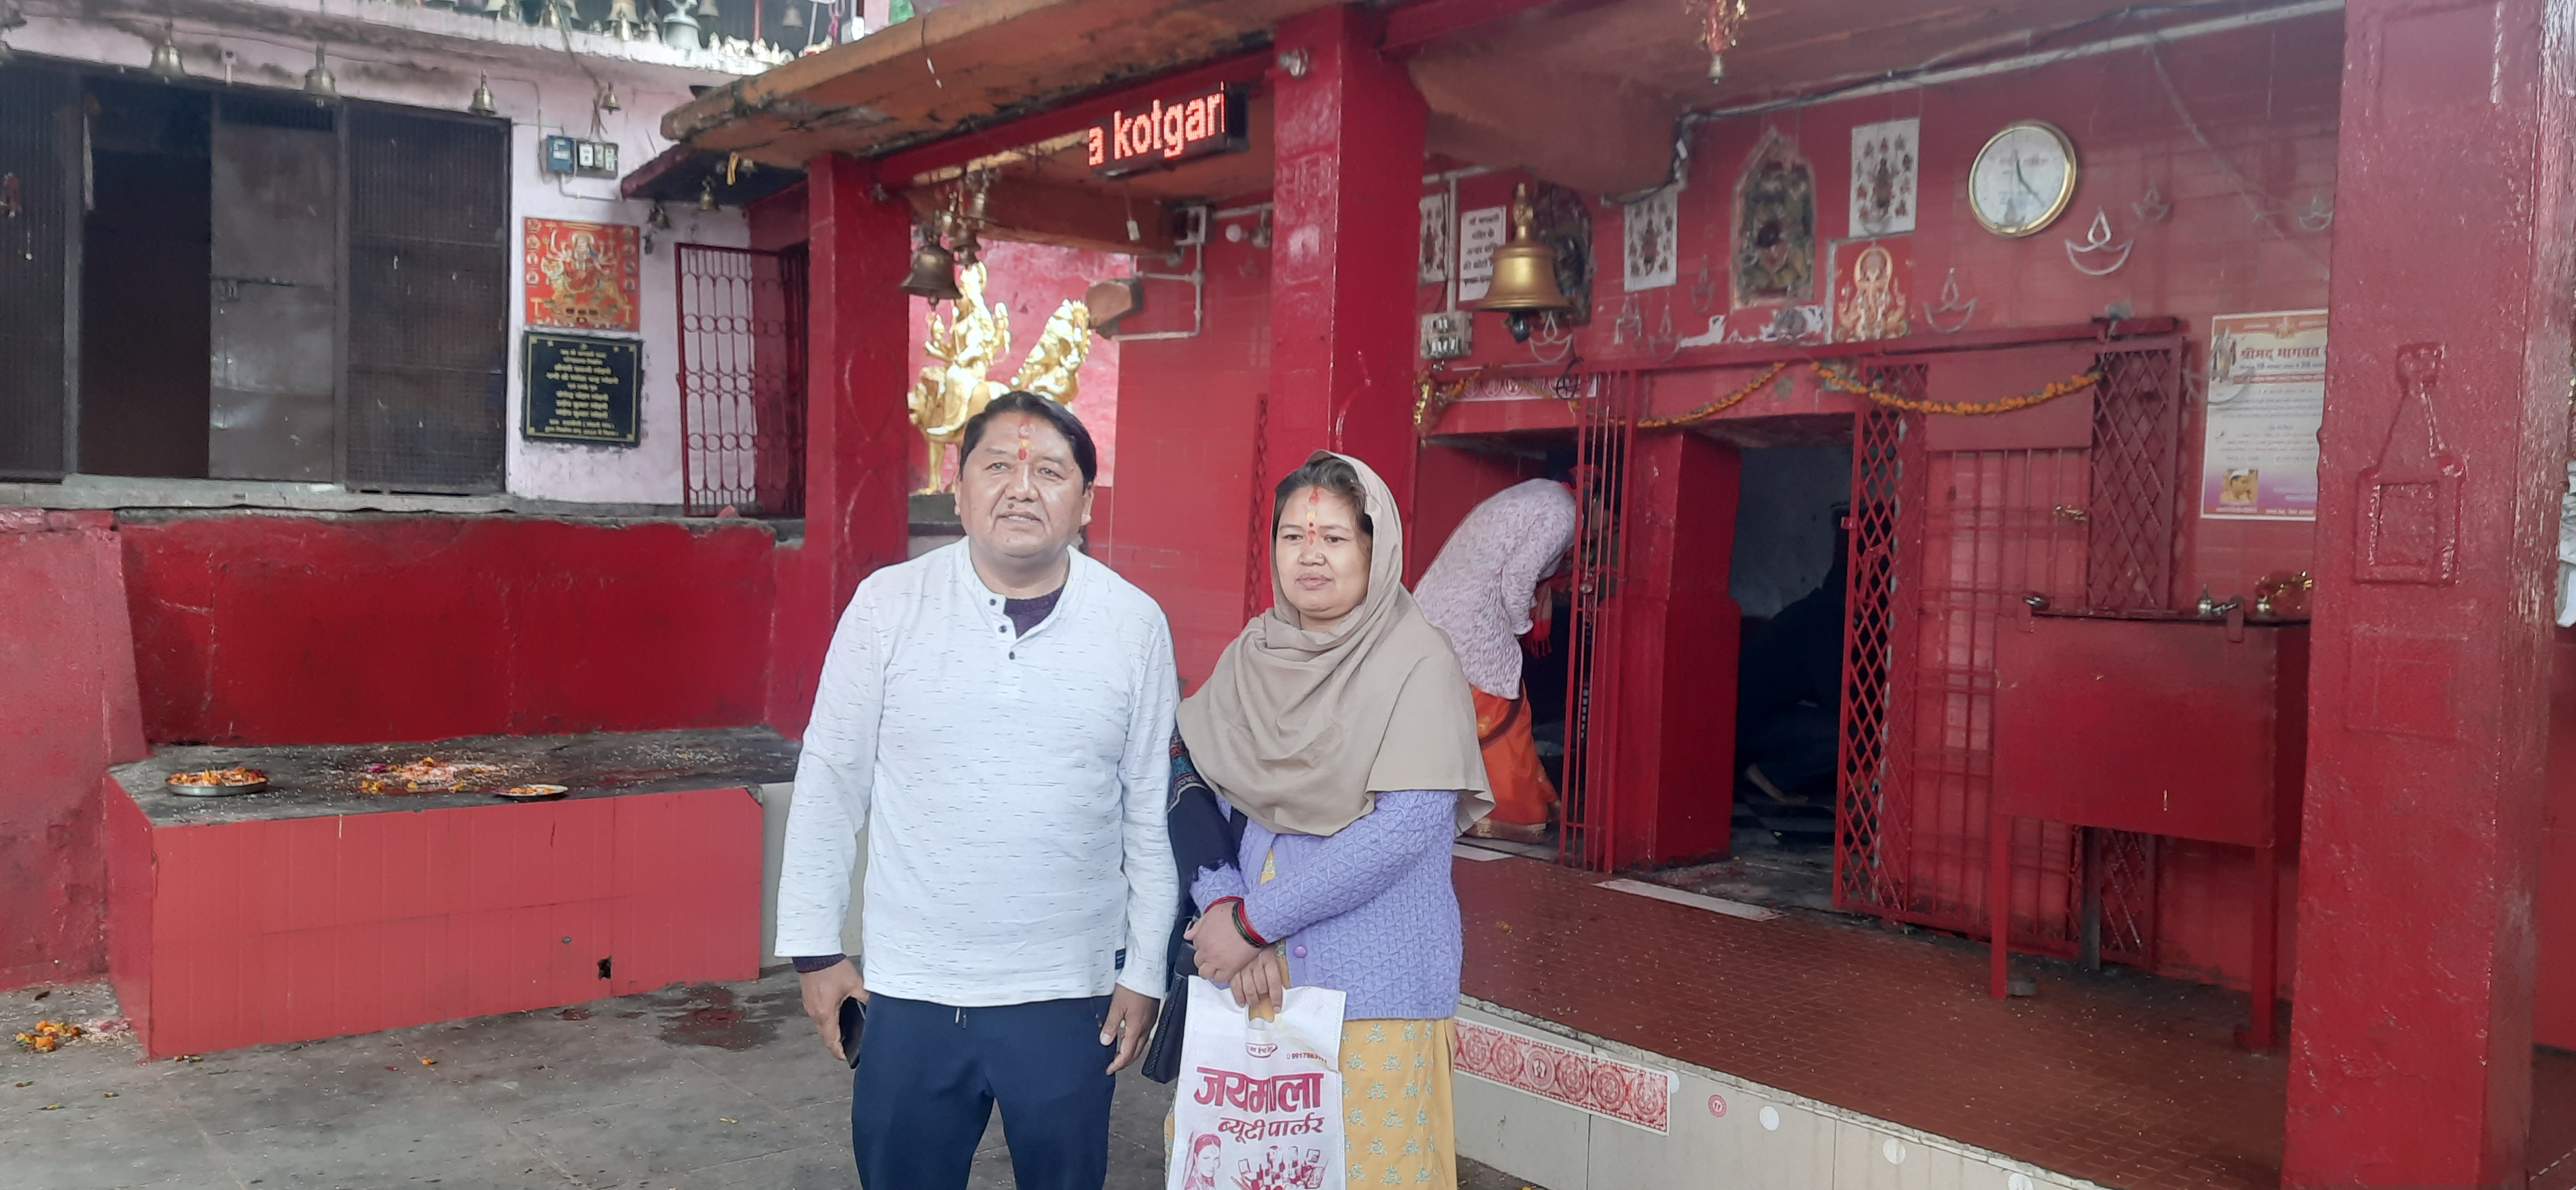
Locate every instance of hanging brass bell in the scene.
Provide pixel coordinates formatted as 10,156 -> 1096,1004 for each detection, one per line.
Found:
148,22 -> 186,80
468,73 -> 498,116
303,45 -> 337,103
1476,183 -> 1570,314
779,1 -> 802,27
900,230 -> 962,303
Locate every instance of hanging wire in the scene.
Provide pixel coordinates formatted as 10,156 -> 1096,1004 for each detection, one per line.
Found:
2143,40 -> 2328,269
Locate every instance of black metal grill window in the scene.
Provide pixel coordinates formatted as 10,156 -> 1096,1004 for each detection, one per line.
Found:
344,104 -> 509,494
0,67 -> 74,480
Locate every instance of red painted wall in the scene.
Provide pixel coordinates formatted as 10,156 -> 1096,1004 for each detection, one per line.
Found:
121,514 -> 780,747
107,786 -> 760,1058
0,511 -> 148,989
1106,212 -> 1276,688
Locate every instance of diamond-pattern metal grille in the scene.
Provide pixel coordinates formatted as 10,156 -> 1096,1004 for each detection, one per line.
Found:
677,242 -> 807,516
2085,346 -> 2186,611
1833,344 -> 2187,968
1833,400 -> 1914,911
0,67 -> 72,479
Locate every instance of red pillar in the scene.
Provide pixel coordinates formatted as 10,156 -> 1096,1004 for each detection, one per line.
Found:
2284,0 -> 2576,1181
1609,432 -> 1740,867
1266,4 -> 1428,513
770,154 -> 913,735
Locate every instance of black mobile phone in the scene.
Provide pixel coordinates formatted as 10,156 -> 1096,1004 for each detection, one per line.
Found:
838,995 -> 866,1069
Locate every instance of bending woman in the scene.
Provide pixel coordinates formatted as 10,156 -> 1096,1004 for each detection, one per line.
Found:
1175,450 -> 1491,1190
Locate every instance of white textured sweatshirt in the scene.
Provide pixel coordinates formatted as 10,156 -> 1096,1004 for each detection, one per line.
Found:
775,542 -> 1179,1005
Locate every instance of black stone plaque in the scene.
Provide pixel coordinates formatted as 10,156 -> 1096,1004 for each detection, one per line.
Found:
522,332 -> 640,446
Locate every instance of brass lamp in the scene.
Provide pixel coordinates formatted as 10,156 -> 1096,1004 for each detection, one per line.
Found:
1476,183 -> 1571,340
900,218 -> 963,303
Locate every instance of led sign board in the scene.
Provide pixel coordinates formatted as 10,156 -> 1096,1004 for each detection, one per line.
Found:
1086,85 -> 1248,178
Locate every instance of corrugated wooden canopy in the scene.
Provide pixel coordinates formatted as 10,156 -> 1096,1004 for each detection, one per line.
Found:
660,0 -> 1339,167
662,0 -> 2320,196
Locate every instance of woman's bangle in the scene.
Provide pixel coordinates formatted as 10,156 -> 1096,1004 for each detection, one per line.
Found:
1201,896 -> 1243,934
1230,900 -> 1274,949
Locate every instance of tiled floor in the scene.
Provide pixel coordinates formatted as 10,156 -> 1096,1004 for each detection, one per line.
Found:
1453,852 -> 2576,1189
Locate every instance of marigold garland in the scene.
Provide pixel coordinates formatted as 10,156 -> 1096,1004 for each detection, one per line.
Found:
1813,362 -> 2102,416
1415,358 -> 2102,435
1637,362 -> 1789,429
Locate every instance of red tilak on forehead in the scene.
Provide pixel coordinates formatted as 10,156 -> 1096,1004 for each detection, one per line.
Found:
1014,420 -> 1032,462
1304,485 -> 1321,533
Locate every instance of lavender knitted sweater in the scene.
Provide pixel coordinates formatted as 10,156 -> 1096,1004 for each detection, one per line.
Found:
1189,791 -> 1462,1020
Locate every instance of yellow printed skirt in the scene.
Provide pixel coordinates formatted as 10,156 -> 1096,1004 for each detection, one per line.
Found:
1339,1017 -> 1456,1188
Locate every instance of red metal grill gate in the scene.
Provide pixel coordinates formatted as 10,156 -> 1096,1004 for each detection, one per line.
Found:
676,243 -> 808,517
1833,344 -> 2187,965
1558,370 -> 1643,872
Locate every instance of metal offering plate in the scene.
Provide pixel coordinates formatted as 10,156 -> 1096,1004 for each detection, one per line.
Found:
167,769 -> 268,797
494,784 -> 569,801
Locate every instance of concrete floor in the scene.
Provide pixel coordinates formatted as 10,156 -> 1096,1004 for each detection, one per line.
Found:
4,974 -> 1538,1189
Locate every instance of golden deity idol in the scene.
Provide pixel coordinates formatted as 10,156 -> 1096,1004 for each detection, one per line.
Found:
908,262 -> 1096,492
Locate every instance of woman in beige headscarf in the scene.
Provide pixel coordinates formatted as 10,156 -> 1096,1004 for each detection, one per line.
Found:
1174,451 -> 1489,1190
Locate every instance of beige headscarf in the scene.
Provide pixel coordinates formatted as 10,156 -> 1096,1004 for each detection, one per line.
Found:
1178,451 -> 1492,837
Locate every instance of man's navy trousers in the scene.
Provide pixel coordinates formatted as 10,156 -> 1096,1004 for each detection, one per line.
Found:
850,993 -> 1118,1190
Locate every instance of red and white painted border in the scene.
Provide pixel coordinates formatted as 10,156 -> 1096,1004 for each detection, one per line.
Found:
1453,1019 -> 1679,1134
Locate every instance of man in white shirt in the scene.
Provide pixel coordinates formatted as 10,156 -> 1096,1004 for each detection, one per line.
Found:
777,390 -> 1178,1190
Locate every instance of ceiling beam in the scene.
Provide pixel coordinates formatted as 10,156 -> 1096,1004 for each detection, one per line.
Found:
905,174 -> 1180,257
1380,0 -> 1623,55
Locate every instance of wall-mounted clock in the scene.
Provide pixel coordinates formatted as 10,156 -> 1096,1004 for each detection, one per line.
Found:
1968,121 -> 2078,238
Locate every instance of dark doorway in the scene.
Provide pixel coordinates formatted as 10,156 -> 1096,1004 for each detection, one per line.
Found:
1727,441 -> 1852,851
79,79 -> 212,478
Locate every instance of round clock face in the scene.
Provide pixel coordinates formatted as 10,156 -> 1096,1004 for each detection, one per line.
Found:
1968,121 -> 2077,237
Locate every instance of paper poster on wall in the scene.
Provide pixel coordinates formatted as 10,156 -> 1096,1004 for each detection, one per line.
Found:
1621,185 -> 1679,292
1828,236 -> 1910,342
2201,309 -> 2328,520
1849,118 -> 1918,236
524,217 -> 641,333
1419,192 -> 1455,286
1456,206 -> 1507,303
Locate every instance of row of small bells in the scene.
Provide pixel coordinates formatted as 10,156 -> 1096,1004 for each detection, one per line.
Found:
122,17 -> 504,116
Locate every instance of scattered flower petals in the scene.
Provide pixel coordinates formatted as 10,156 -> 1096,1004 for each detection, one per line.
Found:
13,1021 -> 84,1053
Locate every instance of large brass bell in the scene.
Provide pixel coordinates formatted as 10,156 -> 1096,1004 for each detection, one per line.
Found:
1476,183 -> 1570,315
148,22 -> 186,80
900,223 -> 962,303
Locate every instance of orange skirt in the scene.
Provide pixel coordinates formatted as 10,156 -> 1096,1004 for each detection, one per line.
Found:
1474,689 -> 1555,826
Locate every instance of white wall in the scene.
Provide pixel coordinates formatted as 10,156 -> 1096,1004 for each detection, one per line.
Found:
10,0 -> 757,505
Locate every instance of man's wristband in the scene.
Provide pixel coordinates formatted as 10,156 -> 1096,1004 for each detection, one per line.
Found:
790,954 -> 847,974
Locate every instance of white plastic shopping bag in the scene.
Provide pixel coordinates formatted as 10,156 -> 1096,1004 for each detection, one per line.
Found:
1167,976 -> 1346,1190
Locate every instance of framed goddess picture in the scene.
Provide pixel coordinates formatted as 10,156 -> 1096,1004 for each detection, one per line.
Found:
524,217 -> 641,333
